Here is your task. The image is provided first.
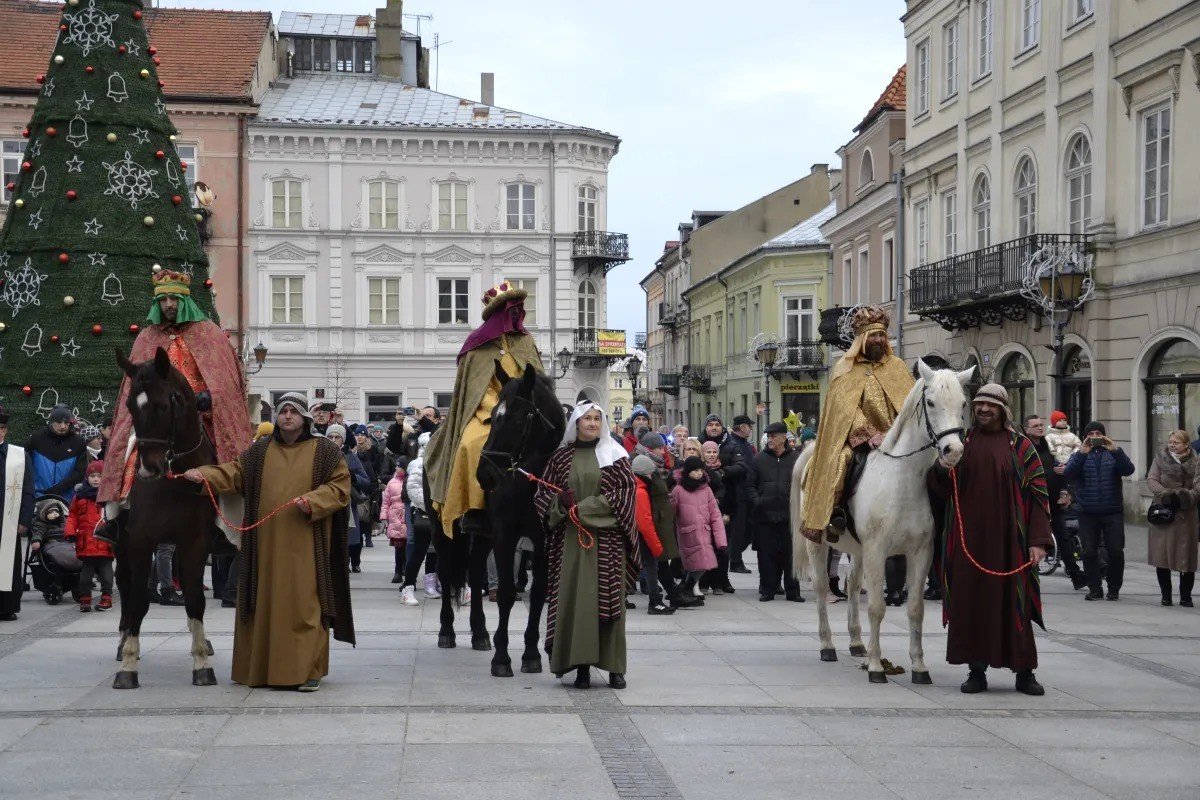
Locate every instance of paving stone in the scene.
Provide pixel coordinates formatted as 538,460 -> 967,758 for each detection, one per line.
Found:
405,712 -> 589,744
632,713 -> 826,746
12,714 -> 230,751
803,715 -> 1004,747
182,744 -> 404,787
653,743 -> 873,784
0,747 -> 201,791
0,718 -> 42,751
214,712 -> 408,745
400,743 -> 607,784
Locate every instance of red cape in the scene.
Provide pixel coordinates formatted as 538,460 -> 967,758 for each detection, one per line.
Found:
99,321 -> 252,503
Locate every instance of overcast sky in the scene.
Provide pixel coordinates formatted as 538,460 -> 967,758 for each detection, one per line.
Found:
161,0 -> 906,338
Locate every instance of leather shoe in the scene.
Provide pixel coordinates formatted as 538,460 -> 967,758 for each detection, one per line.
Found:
922,586 -> 942,601
729,563 -> 752,574
758,593 -> 774,602
158,590 -> 186,607
1106,591 -> 1119,601
1069,572 -> 1087,590
960,670 -> 988,694
785,592 -> 805,602
608,672 -> 626,689
1084,590 -> 1103,601
1015,671 -> 1045,696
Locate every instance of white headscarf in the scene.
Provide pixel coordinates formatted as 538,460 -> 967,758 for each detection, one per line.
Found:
563,401 -> 628,469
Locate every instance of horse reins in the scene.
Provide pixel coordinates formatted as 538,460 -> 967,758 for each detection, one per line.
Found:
877,384 -> 965,460
135,391 -> 210,474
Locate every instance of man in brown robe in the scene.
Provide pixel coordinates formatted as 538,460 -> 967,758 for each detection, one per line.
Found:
931,383 -> 1051,696
183,393 -> 354,691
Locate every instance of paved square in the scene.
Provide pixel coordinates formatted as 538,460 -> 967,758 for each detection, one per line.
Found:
2,545 -> 1199,799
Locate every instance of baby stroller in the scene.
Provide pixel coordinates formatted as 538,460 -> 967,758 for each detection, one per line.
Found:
23,496 -> 83,605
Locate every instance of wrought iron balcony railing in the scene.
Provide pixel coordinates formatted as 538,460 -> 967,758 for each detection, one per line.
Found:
572,231 -> 630,273
682,365 -> 713,394
777,340 -> 827,371
658,371 -> 681,396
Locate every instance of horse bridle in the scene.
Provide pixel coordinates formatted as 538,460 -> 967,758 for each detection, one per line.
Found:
134,389 -> 208,475
479,393 -> 558,479
877,384 -> 965,460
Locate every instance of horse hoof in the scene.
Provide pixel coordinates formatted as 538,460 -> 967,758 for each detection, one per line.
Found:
911,670 -> 932,685
868,670 -> 888,684
192,668 -> 218,686
205,639 -> 214,657
521,658 -> 543,674
113,671 -> 139,690
819,648 -> 838,662
437,634 -> 456,649
849,644 -> 868,657
491,662 -> 514,678
472,635 -> 492,652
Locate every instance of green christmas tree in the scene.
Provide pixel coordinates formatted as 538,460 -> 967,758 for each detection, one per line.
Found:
0,0 -> 215,436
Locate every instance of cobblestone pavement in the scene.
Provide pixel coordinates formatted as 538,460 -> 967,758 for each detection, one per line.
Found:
2,542 -> 1200,799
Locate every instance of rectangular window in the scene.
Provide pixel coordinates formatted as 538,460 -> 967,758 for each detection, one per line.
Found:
943,192 -> 957,257
368,180 -> 400,229
739,298 -> 747,346
313,39 -> 331,71
943,20 -> 959,99
841,256 -> 853,305
1,140 -> 23,204
510,278 -> 537,326
783,297 -> 816,343
915,200 -> 929,266
1072,0 -> 1094,24
365,393 -> 402,423
438,278 -> 469,325
1142,104 -> 1171,229
915,38 -> 930,115
977,0 -> 993,78
271,179 -> 302,228
368,277 -> 401,325
857,249 -> 870,304
336,39 -> 353,72
270,276 -> 303,324
1021,0 -> 1040,52
438,182 -> 468,231
726,306 -> 735,354
506,183 -> 535,230
355,40 -> 373,73
882,238 -> 895,302
577,186 -> 597,231
175,144 -> 198,197
293,38 -> 312,71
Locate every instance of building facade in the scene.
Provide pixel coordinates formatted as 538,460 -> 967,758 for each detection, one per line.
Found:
900,0 -> 1200,494
246,5 -> 626,420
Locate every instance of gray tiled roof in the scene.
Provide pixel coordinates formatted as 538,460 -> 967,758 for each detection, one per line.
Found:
763,202 -> 837,248
257,74 -> 609,134
278,11 -> 414,39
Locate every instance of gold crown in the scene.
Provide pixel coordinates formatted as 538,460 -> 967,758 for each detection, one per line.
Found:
481,280 -> 528,320
852,305 -> 890,336
152,269 -> 192,297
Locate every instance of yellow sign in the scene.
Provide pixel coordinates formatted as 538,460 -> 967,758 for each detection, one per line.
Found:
779,381 -> 820,394
596,329 -> 627,356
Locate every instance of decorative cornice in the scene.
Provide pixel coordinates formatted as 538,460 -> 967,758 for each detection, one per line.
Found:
1057,53 -> 1094,86
1056,90 -> 1093,119
901,122 -> 957,165
999,112 -> 1046,144
1115,48 -> 1184,115
1112,3 -> 1200,58
1000,78 -> 1047,115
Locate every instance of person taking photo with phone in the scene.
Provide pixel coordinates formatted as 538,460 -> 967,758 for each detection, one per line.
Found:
1063,421 -> 1136,601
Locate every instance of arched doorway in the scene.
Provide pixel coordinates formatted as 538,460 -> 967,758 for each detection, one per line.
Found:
1143,339 -> 1200,462
1060,344 -> 1092,426
999,352 -> 1034,424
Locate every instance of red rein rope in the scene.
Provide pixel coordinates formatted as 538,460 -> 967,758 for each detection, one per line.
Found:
950,467 -> 1034,577
168,472 -> 300,533
518,469 -> 595,550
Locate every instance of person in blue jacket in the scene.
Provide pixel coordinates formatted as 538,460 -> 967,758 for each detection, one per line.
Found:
25,405 -> 86,503
1063,421 -> 1136,601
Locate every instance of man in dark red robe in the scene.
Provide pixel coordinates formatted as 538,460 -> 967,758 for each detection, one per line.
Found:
931,383 -> 1052,696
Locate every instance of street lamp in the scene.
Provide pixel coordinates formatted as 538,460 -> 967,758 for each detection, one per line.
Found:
625,356 -> 642,406
555,347 -> 573,379
245,341 -> 269,375
755,341 -> 779,436
1020,238 -> 1094,410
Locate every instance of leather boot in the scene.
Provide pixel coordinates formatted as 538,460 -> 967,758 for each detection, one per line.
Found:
829,576 -> 847,599
573,666 -> 591,689
960,668 -> 988,694
1015,670 -> 1045,696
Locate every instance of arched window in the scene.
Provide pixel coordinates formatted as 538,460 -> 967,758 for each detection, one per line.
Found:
577,279 -> 597,329
1000,353 -> 1034,424
1144,340 -> 1200,462
1061,343 -> 1092,427
859,150 -> 874,186
1065,134 -> 1092,234
1014,157 -> 1037,237
972,174 -> 991,248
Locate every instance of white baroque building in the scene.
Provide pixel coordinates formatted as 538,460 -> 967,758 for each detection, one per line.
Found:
245,9 -> 626,421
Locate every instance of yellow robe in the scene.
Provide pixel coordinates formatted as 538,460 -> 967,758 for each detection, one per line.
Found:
198,437 -> 350,687
801,355 -> 914,531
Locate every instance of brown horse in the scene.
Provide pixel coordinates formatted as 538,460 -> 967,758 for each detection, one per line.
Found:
111,347 -> 218,689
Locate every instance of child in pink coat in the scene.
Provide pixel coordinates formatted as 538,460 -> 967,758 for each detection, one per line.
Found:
380,464 -> 408,583
670,456 -> 728,598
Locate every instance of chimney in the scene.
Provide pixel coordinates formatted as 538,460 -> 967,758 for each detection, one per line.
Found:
375,0 -> 405,79
480,72 -> 494,106
810,162 -> 829,176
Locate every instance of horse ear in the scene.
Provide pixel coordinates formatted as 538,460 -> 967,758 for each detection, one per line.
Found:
916,358 -> 935,384
521,362 -> 537,393
114,347 -> 137,378
955,366 -> 977,386
494,359 -> 512,388
153,347 -> 171,378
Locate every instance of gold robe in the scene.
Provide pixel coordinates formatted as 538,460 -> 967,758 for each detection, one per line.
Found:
801,354 -> 914,531
198,437 -> 350,687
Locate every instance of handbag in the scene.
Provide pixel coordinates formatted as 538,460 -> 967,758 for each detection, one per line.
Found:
1147,502 -> 1176,526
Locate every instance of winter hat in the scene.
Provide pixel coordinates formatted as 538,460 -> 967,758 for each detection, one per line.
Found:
682,456 -> 705,474
732,414 -> 753,428
79,425 -> 101,443
972,383 -> 1011,421
765,421 -> 788,435
639,431 -> 666,449
86,460 -> 105,476
701,440 -> 721,457
631,455 -> 657,477
704,413 -> 723,426
626,405 -> 650,427
324,424 -> 348,441
1050,410 -> 1068,427
48,404 -> 73,424
1083,421 -> 1106,436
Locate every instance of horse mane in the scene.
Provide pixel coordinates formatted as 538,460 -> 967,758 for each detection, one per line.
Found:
880,376 -> 927,451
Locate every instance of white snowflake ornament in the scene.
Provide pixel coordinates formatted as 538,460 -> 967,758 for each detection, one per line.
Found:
102,151 -> 159,209
62,0 -> 118,56
1,258 -> 47,317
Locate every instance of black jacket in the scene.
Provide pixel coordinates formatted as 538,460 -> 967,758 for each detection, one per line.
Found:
720,433 -> 756,503
746,446 -> 800,524
1031,437 -> 1064,502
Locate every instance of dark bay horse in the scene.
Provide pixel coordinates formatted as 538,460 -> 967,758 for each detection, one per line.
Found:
430,362 -> 565,677
112,347 -> 218,689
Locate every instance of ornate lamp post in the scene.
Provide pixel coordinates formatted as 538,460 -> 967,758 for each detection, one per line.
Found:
1020,239 -> 1095,411
555,346 -> 573,379
755,340 -> 779,436
244,341 -> 268,376
625,355 -> 642,407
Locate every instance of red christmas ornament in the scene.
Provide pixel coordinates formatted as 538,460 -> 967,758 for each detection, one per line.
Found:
60,23 -> 67,31
171,195 -> 182,205
129,324 -> 140,334
157,80 -> 164,88
180,161 -> 188,169
22,386 -> 32,397
85,65 -> 94,74
133,9 -> 142,19
50,335 -> 60,344
148,46 -> 157,55
58,253 -> 69,264
21,128 -> 29,138
46,127 -> 57,137
91,324 -> 103,336
153,57 -> 161,66
4,182 -> 13,192
204,279 -> 213,288
118,44 -> 127,54
36,74 -> 45,84
21,161 -> 31,171
66,190 -> 77,201
155,150 -> 164,159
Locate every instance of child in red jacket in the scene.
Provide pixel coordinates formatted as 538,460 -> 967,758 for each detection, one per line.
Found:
632,455 -> 673,616
66,461 -> 113,612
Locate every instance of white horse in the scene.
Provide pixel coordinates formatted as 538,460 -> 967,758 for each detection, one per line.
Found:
791,362 -> 974,684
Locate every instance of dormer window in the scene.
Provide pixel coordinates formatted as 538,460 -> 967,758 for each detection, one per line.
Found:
859,150 -> 874,186
291,36 -> 372,73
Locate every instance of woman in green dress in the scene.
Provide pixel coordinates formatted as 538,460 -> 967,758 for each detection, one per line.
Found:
534,402 -> 640,689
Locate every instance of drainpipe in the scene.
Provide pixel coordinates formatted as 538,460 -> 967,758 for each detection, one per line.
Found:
716,272 -> 728,422
236,113 -> 246,357
894,167 -> 905,359
548,133 -> 558,392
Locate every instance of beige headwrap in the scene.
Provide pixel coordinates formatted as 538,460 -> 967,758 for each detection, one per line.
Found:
831,306 -> 894,380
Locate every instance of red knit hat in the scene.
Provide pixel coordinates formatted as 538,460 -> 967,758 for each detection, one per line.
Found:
86,460 -> 104,476
1050,410 -> 1068,427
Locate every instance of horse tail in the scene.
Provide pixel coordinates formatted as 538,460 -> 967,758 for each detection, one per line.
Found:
791,441 -> 815,581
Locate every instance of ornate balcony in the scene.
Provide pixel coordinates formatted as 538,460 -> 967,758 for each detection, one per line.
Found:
681,365 -> 714,395
909,233 -> 1094,331
658,371 -> 681,396
776,339 -> 827,376
658,302 -> 687,329
572,231 -> 630,274
571,327 -> 626,369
